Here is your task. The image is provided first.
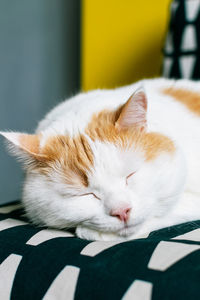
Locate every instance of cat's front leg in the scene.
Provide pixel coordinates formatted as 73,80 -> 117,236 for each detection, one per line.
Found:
76,226 -> 125,241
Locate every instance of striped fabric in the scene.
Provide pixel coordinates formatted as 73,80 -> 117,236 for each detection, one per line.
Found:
162,0 -> 200,79
0,201 -> 200,299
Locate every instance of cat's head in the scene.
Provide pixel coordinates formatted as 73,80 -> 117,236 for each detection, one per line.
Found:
0,90 -> 186,240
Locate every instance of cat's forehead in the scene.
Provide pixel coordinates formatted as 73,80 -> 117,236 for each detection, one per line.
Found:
40,108 -> 175,188
89,140 -> 144,179
41,134 -> 93,187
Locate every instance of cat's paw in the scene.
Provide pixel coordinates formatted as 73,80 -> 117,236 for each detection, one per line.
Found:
76,226 -> 124,241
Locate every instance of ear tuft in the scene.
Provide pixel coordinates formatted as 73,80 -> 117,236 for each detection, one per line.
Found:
0,131 -> 21,147
115,89 -> 147,131
0,132 -> 46,166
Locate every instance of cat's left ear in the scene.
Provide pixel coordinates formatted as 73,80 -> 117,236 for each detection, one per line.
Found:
115,89 -> 147,131
0,131 -> 46,161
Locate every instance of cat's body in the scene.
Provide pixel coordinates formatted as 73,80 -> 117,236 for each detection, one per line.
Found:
2,78 -> 200,241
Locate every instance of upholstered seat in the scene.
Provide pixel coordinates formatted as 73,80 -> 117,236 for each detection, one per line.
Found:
0,201 -> 200,299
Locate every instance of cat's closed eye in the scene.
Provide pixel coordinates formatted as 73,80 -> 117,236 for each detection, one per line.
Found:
80,193 -> 101,200
126,172 -> 135,185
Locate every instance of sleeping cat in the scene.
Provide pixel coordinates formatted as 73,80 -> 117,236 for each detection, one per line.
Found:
1,78 -> 200,241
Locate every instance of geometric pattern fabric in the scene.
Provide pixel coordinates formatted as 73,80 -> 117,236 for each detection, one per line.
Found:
162,0 -> 200,79
1,201 -> 200,299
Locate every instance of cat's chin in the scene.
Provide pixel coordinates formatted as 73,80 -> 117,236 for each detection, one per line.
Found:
75,225 -> 143,241
76,226 -> 129,241
117,225 -> 138,237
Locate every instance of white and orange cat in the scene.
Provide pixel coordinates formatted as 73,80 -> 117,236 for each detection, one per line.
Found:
1,78 -> 200,241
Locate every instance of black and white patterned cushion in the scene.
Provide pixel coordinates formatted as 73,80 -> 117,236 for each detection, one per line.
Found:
1,201 -> 200,299
162,0 -> 200,79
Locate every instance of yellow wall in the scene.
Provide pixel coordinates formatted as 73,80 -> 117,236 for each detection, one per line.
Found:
81,0 -> 171,91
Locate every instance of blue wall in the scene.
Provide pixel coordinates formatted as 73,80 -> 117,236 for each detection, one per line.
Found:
0,0 -> 80,203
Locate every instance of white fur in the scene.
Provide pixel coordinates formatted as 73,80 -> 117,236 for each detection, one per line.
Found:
5,78 -> 200,241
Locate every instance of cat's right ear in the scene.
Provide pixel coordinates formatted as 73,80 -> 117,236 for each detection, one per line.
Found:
0,131 -> 47,165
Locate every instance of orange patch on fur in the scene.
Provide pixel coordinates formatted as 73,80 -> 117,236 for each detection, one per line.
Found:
86,108 -> 175,161
41,134 -> 94,187
163,87 -> 200,115
28,106 -> 175,185
19,134 -> 40,155
138,132 -> 175,161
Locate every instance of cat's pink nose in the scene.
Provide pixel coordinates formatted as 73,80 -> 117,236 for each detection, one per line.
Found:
110,207 -> 131,222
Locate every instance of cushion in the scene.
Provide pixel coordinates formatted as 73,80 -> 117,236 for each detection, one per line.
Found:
1,201 -> 200,299
162,0 -> 200,79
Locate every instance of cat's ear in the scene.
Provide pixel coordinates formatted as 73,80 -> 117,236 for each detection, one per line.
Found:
115,89 -> 147,131
0,131 -> 46,163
